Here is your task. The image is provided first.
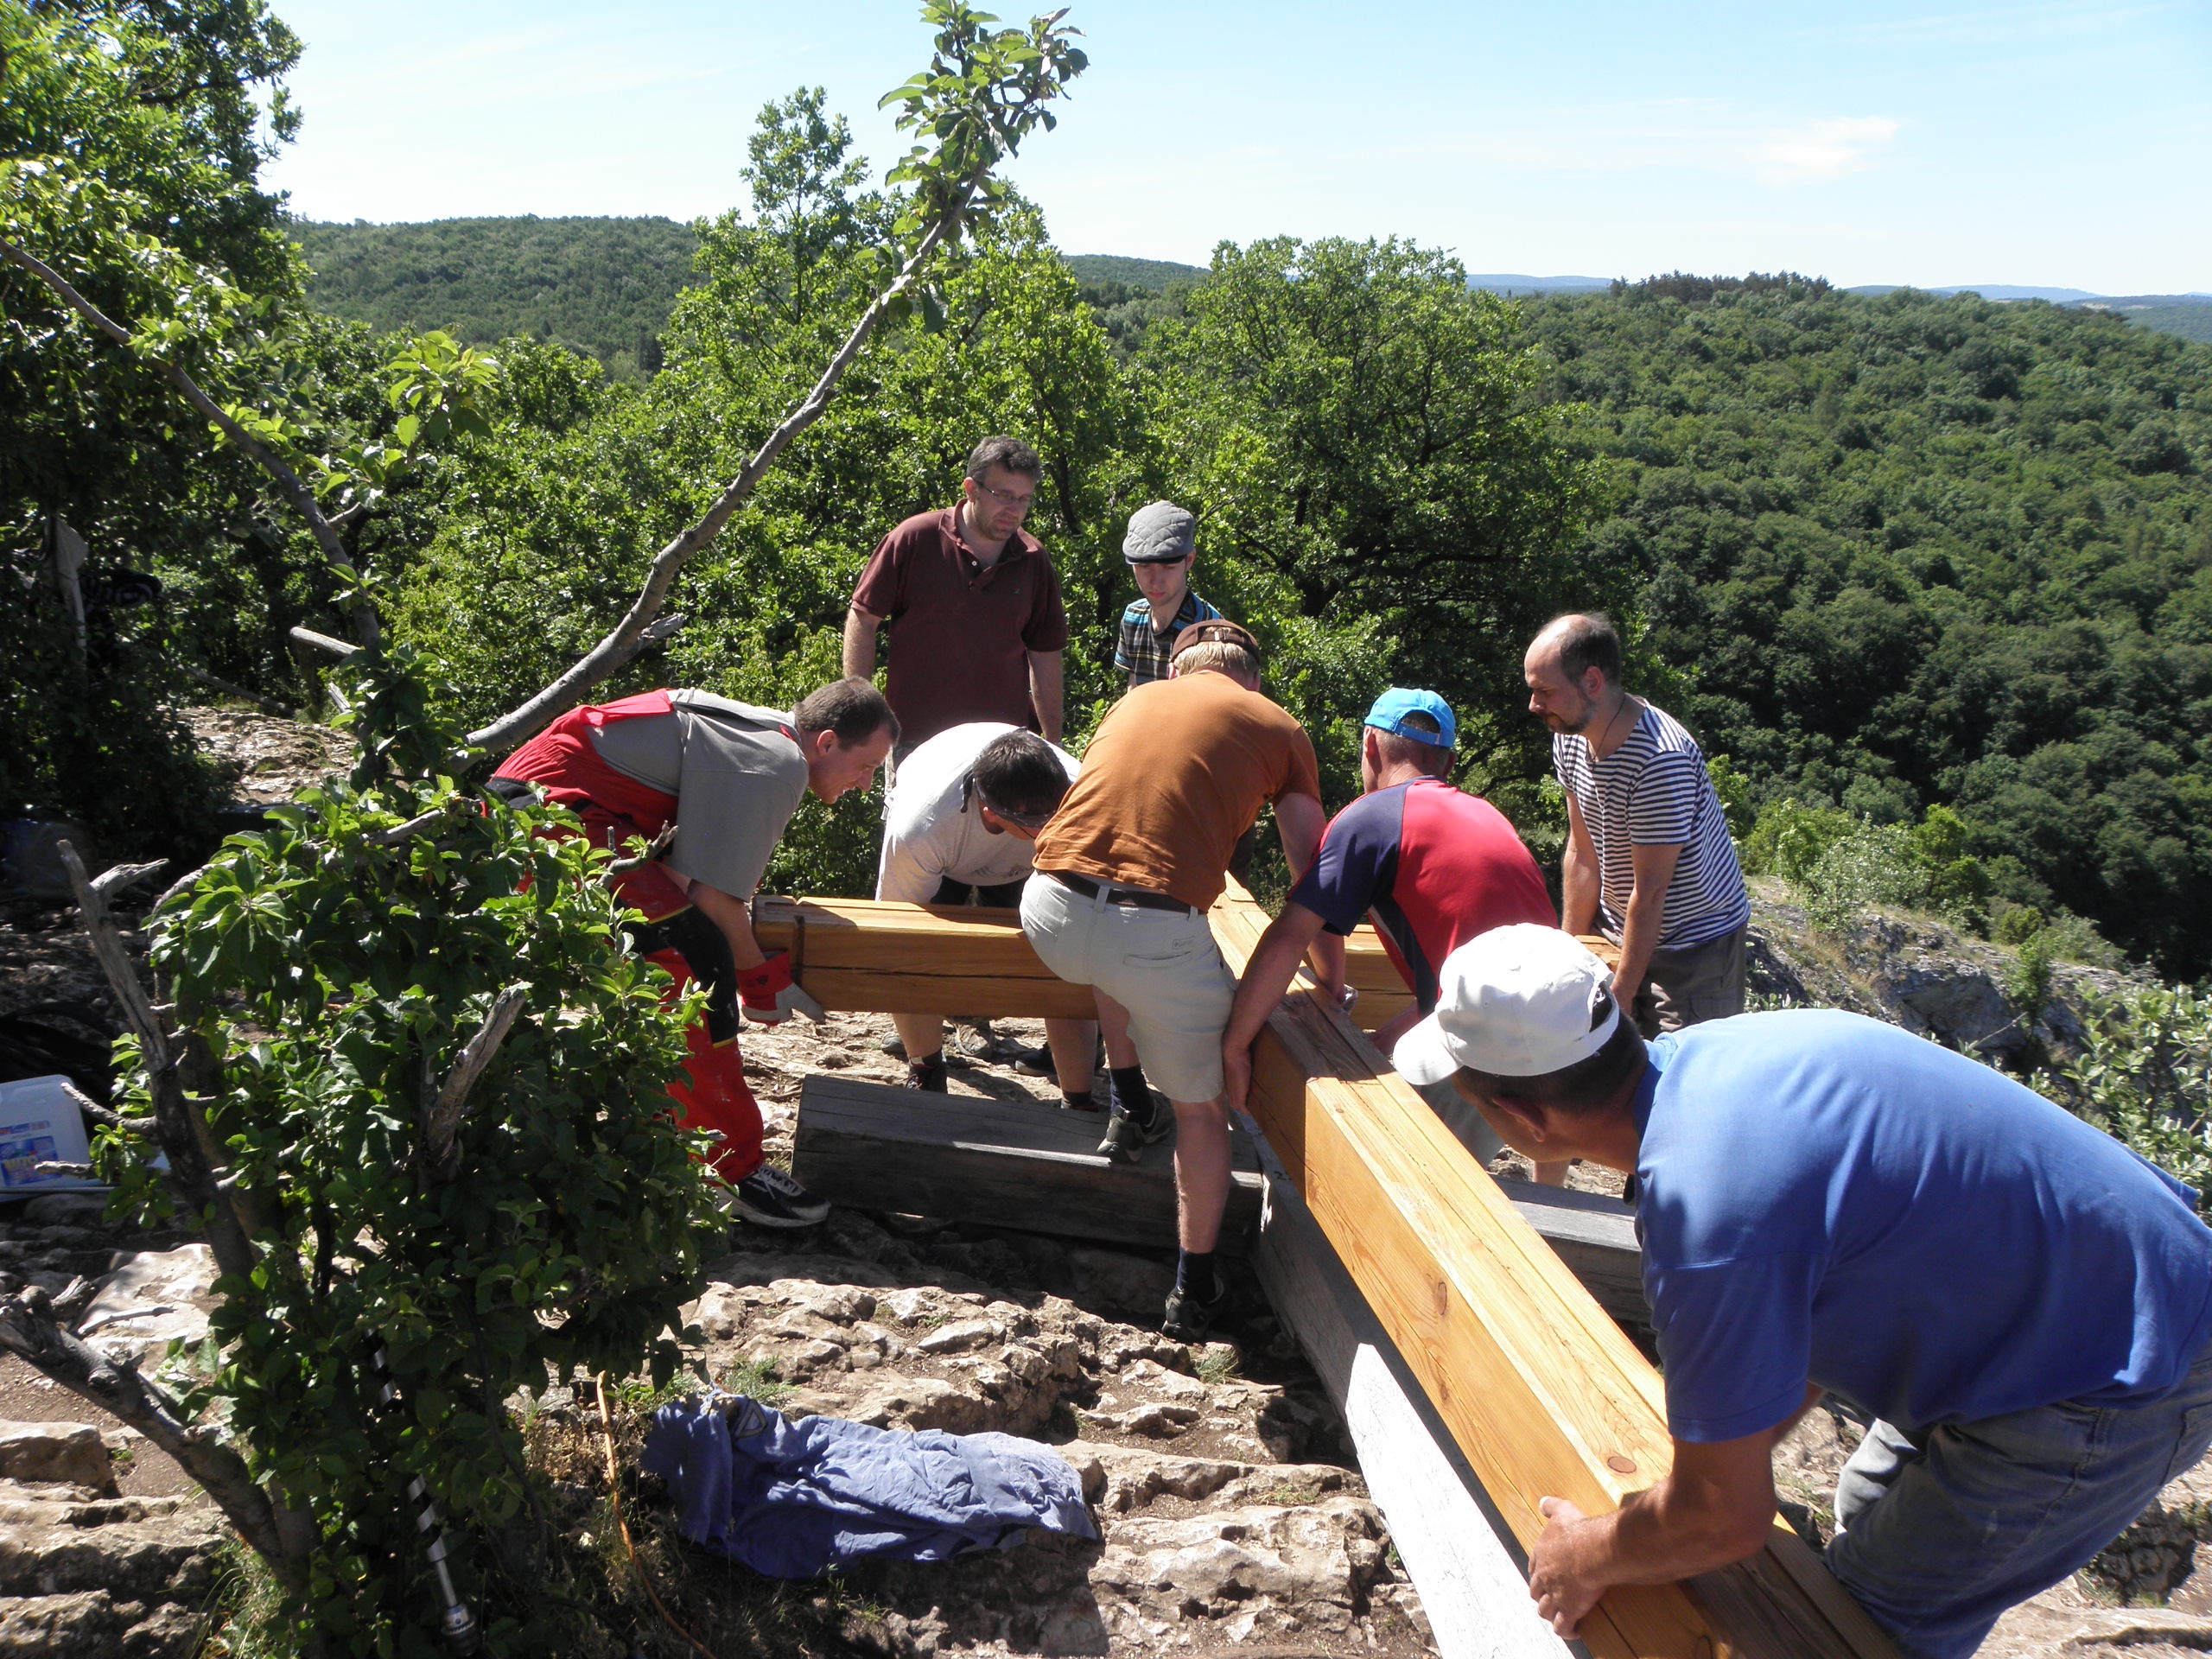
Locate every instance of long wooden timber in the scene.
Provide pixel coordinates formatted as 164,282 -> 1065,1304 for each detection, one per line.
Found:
753,893 -> 1414,1026
1207,882 -> 1898,1659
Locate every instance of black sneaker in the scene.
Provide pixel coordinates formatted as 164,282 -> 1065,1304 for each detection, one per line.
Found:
1161,1279 -> 1232,1343
1007,1039 -> 1052,1076
1096,1107 -> 1172,1165
729,1166 -> 829,1229
907,1054 -> 948,1093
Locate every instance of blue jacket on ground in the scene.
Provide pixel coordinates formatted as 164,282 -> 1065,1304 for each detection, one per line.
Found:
1637,1009 -> 2212,1443
640,1395 -> 1096,1578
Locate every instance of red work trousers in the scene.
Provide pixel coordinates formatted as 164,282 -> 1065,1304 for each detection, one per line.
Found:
492,700 -> 764,1185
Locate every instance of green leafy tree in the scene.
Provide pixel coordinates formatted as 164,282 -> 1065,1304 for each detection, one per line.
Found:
1133,236 -> 1609,829
0,0 -> 308,858
2,7 -> 1092,1650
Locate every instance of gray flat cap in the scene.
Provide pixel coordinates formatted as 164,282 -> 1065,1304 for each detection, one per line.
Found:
1123,500 -> 1197,563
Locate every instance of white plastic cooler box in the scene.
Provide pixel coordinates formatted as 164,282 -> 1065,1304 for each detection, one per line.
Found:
0,1075 -> 103,1192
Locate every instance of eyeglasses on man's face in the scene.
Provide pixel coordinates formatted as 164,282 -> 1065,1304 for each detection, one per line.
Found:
971,475 -> 1037,514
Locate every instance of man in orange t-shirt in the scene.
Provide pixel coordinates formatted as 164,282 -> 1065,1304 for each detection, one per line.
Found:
1021,621 -> 1326,1340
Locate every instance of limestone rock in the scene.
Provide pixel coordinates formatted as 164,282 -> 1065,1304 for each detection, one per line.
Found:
0,1587 -> 205,1656
80,1243 -> 217,1365
0,1510 -> 223,1599
0,1425 -> 113,1497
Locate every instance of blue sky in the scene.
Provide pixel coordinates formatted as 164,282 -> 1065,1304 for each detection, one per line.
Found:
261,0 -> 2209,295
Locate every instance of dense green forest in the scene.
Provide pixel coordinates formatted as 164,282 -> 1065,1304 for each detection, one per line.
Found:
295,215 -> 700,378
1522,279 -> 2212,975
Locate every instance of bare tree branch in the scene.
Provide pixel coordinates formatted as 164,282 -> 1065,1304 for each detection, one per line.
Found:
464,166 -> 993,755
420,988 -> 526,1182
91,860 -> 167,903
290,626 -> 358,658
57,842 -> 257,1285
370,809 -> 448,848
180,663 -> 295,718
0,1287 -> 304,1590
0,235 -> 381,649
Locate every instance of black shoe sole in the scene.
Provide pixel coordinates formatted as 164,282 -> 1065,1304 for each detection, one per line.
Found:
1096,1111 -> 1172,1164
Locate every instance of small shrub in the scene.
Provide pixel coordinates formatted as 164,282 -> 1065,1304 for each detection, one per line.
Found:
1742,798 -> 1854,883
2035,983 -> 2212,1213
1801,823 -> 1928,931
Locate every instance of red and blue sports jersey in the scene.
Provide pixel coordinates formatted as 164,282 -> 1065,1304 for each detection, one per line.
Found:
1289,779 -> 1554,1011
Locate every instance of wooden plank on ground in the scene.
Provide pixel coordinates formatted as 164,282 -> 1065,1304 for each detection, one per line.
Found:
791,1072 -> 1263,1255
1251,1145 -> 1573,1659
1208,881 -> 1896,1659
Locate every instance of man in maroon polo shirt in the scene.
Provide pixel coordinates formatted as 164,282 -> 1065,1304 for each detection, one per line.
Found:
842,435 -> 1069,753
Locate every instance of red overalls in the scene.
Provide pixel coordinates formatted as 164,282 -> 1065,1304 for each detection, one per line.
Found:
492,691 -> 763,1185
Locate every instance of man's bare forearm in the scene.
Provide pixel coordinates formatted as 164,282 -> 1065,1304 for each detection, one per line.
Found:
842,607 -> 880,680
1028,649 -> 1064,743
1225,909 -> 1328,1058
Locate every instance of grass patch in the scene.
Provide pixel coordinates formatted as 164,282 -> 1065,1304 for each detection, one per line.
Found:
721,1357 -> 796,1408
1193,1345 -> 1241,1386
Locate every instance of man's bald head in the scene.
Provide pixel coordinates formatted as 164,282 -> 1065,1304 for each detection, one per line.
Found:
1530,613 -> 1623,689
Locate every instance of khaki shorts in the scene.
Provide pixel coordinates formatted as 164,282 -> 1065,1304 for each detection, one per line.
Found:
1020,873 -> 1235,1103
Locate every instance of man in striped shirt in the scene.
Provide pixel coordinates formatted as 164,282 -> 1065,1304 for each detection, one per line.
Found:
1524,613 -> 1751,1034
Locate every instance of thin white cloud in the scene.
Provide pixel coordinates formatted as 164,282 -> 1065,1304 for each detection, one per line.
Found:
1802,1 -> 2179,49
1758,117 -> 1900,183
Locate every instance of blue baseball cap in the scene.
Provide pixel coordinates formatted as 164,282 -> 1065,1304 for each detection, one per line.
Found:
1363,688 -> 1457,749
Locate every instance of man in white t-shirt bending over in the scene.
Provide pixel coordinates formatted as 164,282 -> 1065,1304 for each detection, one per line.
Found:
877,722 -> 1099,1108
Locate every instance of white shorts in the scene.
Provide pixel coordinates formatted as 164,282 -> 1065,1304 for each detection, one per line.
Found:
1020,873 -> 1236,1103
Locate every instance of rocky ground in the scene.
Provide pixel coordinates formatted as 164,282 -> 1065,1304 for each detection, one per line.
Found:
0,705 -> 2204,1656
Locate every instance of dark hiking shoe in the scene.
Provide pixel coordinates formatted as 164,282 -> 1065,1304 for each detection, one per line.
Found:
953,1019 -> 1000,1059
907,1053 -> 949,1093
1161,1279 -> 1232,1343
880,1033 -> 907,1059
729,1165 -> 829,1229
1096,1106 -> 1172,1165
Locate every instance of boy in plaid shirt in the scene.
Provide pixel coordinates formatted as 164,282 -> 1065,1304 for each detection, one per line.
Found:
1114,501 -> 1223,688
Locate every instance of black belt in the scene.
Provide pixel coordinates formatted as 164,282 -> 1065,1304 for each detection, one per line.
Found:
1047,870 -> 1192,914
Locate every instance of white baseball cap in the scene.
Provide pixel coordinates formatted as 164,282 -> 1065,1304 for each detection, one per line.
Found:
1392,925 -> 1621,1085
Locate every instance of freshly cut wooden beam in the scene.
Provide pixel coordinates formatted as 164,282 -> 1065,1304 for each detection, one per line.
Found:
750,894 -> 1416,1024
1208,882 -> 1897,1659
791,1071 -> 1265,1254
1494,1177 -> 1644,1325
751,897 -> 1096,1019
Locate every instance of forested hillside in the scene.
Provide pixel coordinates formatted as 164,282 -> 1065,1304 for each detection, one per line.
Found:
294,215 -> 697,378
1523,279 -> 2212,974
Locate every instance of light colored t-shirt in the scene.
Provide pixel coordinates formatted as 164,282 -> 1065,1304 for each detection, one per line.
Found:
1552,702 -> 1749,950
1032,671 -> 1321,912
876,721 -> 1080,905
588,690 -> 808,899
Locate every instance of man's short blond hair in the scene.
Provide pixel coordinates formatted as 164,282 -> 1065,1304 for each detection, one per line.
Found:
1172,640 -> 1259,682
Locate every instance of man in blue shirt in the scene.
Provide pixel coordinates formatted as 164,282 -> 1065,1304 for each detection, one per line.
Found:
1395,925 -> 2212,1659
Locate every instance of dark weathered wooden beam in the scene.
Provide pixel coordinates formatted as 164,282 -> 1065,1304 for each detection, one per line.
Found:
791,1072 -> 1263,1255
